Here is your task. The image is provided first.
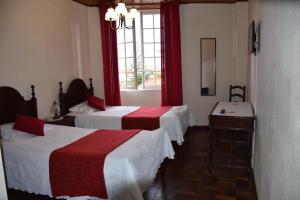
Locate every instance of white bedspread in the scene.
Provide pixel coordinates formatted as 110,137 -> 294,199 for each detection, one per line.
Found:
2,125 -> 174,200
70,105 -> 194,145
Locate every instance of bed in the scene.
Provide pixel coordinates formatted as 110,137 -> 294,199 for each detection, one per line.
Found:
0,85 -> 175,200
59,79 -> 194,145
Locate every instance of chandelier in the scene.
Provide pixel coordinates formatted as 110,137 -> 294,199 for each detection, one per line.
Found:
105,1 -> 139,30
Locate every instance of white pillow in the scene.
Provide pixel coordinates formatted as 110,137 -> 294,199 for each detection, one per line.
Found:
0,123 -> 53,141
69,101 -> 97,113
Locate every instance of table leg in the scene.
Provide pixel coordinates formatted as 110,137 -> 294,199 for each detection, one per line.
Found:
247,131 -> 253,176
209,128 -> 213,176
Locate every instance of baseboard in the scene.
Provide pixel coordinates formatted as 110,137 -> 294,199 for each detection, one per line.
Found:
189,125 -> 209,131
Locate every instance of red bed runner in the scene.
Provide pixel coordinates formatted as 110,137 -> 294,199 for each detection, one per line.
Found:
49,129 -> 140,198
122,106 -> 172,130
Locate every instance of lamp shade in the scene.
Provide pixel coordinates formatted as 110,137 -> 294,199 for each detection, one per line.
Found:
115,2 -> 127,16
129,8 -> 139,19
105,2 -> 138,30
105,8 -> 118,21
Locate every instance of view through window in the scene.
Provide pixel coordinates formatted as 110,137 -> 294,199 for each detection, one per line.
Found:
117,11 -> 161,90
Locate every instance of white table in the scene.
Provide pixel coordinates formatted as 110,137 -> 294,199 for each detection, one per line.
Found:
208,102 -> 255,175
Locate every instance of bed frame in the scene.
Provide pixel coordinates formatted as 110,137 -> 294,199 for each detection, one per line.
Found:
59,78 -> 94,116
0,85 -> 37,125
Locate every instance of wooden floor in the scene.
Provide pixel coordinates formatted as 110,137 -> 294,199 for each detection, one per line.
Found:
8,127 -> 257,200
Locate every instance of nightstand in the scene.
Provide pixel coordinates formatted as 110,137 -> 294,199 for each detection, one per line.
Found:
45,116 -> 75,127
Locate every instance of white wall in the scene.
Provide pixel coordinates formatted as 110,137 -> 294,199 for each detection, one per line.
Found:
234,2 -> 249,87
0,0 -> 103,118
88,7 -> 104,99
248,0 -> 300,200
181,3 -> 248,125
121,90 -> 161,106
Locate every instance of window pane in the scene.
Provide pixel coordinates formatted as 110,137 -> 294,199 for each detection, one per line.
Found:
144,43 -> 154,57
154,14 -> 160,28
118,58 -> 126,72
137,70 -> 143,89
155,72 -> 161,85
118,44 -> 125,58
125,29 -> 133,42
143,14 -> 153,28
116,10 -> 161,90
119,72 -> 127,88
154,29 -> 160,42
136,52 -> 142,68
117,29 -> 124,43
126,43 -> 133,57
155,44 -> 161,57
155,58 -> 161,70
125,16 -> 133,28
126,72 -> 135,88
144,58 -> 155,71
143,29 -> 154,43
126,58 -> 134,72
144,71 -> 156,87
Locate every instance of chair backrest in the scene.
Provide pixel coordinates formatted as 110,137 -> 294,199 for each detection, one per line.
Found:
229,85 -> 246,102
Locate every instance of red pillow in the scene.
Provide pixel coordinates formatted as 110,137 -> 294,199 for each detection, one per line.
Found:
14,115 -> 45,136
88,96 -> 105,111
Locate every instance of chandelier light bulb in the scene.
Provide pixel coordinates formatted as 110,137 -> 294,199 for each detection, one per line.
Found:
115,3 -> 128,16
105,8 -> 117,21
104,1 -> 136,29
129,8 -> 139,19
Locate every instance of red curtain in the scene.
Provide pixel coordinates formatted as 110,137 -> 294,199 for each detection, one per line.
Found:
160,1 -> 183,106
99,6 -> 121,106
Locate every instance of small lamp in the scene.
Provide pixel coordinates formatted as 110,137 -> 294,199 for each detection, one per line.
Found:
51,101 -> 60,120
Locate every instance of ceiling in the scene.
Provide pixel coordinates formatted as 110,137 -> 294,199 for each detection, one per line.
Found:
72,0 -> 247,7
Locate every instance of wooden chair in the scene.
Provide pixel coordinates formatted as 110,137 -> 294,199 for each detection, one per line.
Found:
229,85 -> 246,102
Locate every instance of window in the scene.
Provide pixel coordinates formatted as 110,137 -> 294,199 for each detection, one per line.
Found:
117,11 -> 161,90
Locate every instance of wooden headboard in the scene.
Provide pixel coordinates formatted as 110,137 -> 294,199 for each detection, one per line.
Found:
0,85 -> 37,125
59,78 -> 94,116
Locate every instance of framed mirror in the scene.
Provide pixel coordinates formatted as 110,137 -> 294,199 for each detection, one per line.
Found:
200,38 -> 216,96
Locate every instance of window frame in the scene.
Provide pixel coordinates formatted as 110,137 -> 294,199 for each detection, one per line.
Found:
140,10 -> 161,90
118,10 -> 161,91
117,27 -> 136,89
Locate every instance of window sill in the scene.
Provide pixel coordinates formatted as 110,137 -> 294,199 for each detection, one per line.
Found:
121,88 -> 161,92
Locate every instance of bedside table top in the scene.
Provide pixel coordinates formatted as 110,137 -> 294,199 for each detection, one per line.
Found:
211,102 -> 254,117
45,116 -> 64,123
45,116 -> 75,127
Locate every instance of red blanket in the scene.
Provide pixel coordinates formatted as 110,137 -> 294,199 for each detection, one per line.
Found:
49,129 -> 140,198
122,106 -> 172,130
